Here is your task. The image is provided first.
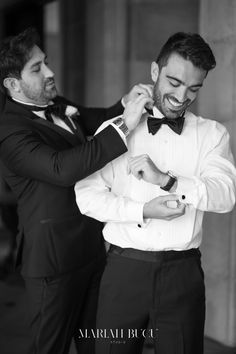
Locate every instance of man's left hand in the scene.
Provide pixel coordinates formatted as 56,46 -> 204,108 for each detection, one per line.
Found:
128,154 -> 169,186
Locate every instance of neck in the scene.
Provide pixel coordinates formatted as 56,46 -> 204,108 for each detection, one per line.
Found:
11,96 -> 48,107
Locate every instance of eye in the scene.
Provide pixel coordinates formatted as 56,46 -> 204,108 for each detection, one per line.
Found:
189,87 -> 200,93
32,67 -> 40,73
169,80 -> 180,88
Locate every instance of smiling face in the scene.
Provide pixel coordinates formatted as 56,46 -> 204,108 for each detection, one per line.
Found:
11,45 -> 57,105
151,53 -> 207,119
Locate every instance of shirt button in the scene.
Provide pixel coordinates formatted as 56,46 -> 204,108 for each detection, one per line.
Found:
181,195 -> 186,200
137,224 -> 141,228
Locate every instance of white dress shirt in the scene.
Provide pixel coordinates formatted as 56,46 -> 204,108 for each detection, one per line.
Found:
75,107 -> 236,251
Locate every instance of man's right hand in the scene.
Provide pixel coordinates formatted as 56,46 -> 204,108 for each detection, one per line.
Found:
123,94 -> 153,131
143,195 -> 186,220
122,83 -> 153,106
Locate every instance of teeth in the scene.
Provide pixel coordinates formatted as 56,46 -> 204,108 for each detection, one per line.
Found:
168,97 -> 183,107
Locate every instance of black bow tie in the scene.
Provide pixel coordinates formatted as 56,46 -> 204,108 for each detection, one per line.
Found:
44,103 -> 68,122
147,115 -> 185,135
20,102 -> 68,122
16,100 -> 85,141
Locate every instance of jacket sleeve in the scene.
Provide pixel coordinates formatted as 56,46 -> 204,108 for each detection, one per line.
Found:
0,125 -> 127,186
74,100 -> 124,136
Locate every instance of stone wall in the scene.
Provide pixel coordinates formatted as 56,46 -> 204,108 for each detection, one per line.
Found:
199,0 -> 236,346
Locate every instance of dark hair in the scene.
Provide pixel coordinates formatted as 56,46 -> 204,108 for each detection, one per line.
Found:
156,32 -> 216,73
0,27 -> 40,93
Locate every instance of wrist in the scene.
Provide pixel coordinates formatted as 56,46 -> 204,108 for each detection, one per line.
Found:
160,171 -> 177,192
113,117 -> 130,137
159,173 -> 169,187
123,116 -> 135,131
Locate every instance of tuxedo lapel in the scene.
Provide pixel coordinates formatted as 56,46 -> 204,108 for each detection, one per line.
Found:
3,98 -> 85,147
31,116 -> 85,146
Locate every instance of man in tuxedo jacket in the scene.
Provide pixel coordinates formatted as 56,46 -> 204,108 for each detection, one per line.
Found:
0,28 -> 153,354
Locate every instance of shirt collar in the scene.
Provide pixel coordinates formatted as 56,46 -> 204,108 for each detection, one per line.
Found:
11,97 -> 50,108
152,106 -> 165,119
145,106 -> 164,119
147,106 -> 186,119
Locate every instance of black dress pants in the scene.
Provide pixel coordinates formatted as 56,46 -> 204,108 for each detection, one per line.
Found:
95,246 -> 205,354
23,255 -> 105,354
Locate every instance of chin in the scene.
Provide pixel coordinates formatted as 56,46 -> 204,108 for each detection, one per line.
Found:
46,88 -> 57,100
165,110 -> 181,119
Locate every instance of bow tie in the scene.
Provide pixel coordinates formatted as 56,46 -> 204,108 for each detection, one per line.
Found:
147,115 -> 185,135
16,100 -> 85,141
19,102 -> 69,123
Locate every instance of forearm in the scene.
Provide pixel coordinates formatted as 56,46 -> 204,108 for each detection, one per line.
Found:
176,172 -> 236,212
78,100 -> 124,135
75,175 -> 144,223
0,126 -> 127,187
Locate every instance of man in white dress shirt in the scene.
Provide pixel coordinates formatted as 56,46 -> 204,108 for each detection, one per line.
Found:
75,32 -> 236,354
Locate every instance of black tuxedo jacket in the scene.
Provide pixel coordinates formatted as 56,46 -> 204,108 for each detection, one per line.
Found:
0,97 -> 126,277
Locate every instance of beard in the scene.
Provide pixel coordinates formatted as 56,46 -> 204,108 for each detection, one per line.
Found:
152,80 -> 191,119
20,78 -> 57,104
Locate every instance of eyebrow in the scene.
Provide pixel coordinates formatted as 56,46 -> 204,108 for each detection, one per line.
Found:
166,75 -> 203,88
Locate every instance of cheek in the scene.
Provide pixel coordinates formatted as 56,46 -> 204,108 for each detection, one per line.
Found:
187,91 -> 198,102
23,74 -> 44,90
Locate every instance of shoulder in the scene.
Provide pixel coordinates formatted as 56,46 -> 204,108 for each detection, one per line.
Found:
185,111 -> 228,137
0,109 -> 39,143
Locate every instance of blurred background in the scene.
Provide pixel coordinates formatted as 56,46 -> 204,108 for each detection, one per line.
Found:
0,0 -> 236,353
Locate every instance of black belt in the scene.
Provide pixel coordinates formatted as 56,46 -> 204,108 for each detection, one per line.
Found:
109,244 -> 200,263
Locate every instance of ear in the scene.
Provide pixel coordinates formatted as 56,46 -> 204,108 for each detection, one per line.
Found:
151,62 -> 159,83
3,77 -> 21,94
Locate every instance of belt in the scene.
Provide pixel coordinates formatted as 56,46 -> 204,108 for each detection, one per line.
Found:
109,244 -> 200,263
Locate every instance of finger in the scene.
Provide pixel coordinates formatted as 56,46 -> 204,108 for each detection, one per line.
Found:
127,163 -> 131,175
129,155 -> 147,165
129,159 -> 146,174
165,201 -> 185,214
134,93 -> 150,103
177,203 -> 186,212
138,84 -> 153,98
165,208 -> 185,219
134,95 -> 154,108
159,194 -> 180,202
129,162 -> 144,179
130,168 -> 142,180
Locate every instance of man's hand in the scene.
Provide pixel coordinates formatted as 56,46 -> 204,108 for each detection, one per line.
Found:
123,95 -> 153,131
128,154 -> 169,187
143,195 -> 185,220
122,84 -> 153,106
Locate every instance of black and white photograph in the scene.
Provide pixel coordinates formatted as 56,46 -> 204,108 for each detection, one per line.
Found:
0,1 -> 236,353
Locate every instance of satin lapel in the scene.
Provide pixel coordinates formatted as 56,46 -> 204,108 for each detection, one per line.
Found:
4,98 -> 85,147
31,116 -> 84,146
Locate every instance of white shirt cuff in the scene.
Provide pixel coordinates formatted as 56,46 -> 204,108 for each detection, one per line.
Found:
121,97 -> 126,108
175,175 -> 203,206
110,122 -> 127,146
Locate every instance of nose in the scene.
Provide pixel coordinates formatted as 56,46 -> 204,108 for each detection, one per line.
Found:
175,87 -> 188,103
43,63 -> 54,78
